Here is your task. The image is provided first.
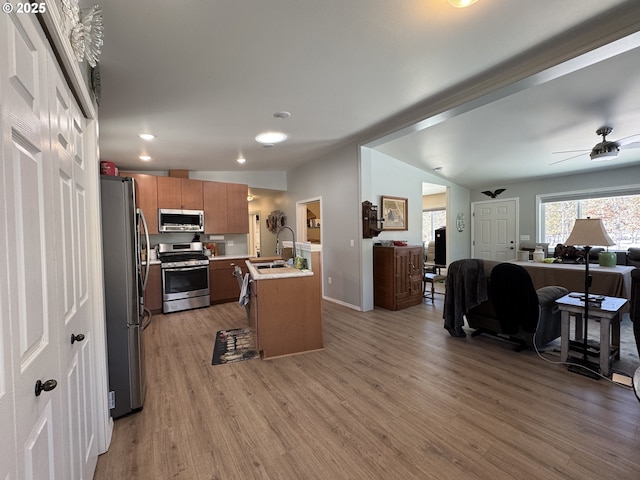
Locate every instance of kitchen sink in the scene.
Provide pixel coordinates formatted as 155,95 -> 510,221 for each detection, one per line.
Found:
253,261 -> 288,270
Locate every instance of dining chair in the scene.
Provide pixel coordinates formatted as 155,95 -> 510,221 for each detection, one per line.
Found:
423,241 -> 446,302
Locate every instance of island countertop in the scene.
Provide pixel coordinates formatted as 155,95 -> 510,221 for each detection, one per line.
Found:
245,259 -> 314,280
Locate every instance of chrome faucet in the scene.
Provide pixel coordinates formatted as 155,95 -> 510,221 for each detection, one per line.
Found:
276,225 -> 297,260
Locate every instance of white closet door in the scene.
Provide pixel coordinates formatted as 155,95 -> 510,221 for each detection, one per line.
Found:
1,11 -> 100,479
50,57 -> 99,479
1,11 -> 65,480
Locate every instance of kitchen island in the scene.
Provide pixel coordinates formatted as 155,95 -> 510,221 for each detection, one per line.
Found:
246,254 -> 323,359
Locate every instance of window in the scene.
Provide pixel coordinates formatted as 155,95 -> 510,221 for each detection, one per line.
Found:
540,191 -> 640,249
422,209 -> 446,243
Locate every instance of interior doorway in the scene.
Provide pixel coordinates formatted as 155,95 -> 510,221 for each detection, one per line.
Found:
422,183 -> 447,250
249,211 -> 261,257
296,197 -> 322,244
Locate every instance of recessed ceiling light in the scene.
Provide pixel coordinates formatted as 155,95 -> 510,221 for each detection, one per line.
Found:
433,166 -> 443,172
139,155 -> 152,161
139,133 -> 155,141
237,157 -> 246,164
255,131 -> 287,145
448,0 -> 478,7
273,111 -> 291,119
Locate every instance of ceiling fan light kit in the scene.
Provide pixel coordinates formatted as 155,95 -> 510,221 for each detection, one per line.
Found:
590,126 -> 619,161
551,126 -> 640,165
590,145 -> 619,161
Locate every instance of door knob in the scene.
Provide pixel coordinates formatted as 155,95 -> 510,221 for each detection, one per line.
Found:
71,333 -> 85,344
35,379 -> 58,397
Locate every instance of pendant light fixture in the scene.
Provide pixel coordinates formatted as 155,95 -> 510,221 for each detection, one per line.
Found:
448,0 -> 478,7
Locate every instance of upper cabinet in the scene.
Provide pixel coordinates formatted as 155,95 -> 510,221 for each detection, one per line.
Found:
124,173 -> 159,234
157,176 -> 203,210
203,181 -> 249,234
122,173 -> 249,235
226,183 -> 249,233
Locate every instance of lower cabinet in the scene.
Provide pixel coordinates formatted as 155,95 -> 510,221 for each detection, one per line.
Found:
250,274 -> 323,359
209,258 -> 247,304
145,263 -> 163,313
373,245 -> 423,310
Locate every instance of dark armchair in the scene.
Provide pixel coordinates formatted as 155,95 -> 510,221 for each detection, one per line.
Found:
465,262 -> 568,350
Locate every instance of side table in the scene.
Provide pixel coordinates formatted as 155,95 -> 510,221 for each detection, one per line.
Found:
556,293 -> 628,377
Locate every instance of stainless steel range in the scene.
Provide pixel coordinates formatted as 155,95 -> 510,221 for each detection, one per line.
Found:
158,242 -> 210,313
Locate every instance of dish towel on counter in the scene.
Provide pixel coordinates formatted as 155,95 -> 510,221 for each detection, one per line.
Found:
239,273 -> 250,306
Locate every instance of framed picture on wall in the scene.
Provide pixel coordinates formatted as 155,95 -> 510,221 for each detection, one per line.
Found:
381,196 -> 408,230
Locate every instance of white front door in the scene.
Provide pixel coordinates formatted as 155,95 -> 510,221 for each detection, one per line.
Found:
472,198 -> 518,261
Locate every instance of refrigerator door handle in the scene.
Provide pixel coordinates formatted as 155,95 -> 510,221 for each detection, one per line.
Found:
138,208 -> 151,292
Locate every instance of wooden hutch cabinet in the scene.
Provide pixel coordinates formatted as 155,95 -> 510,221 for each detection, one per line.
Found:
373,245 -> 423,310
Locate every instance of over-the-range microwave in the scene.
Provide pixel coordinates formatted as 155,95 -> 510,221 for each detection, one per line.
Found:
158,209 -> 204,233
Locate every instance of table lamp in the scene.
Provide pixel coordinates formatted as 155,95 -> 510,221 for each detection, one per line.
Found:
563,218 -> 615,378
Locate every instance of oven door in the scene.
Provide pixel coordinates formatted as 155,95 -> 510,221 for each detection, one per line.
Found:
162,265 -> 210,301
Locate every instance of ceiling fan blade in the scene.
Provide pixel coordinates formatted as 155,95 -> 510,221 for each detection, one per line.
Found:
616,134 -> 640,147
621,141 -> 640,150
549,152 -> 588,166
551,149 -> 590,155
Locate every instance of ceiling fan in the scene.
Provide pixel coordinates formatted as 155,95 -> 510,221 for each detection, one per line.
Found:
550,126 -> 640,165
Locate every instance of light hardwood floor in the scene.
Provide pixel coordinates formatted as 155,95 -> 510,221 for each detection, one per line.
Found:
94,292 -> 640,480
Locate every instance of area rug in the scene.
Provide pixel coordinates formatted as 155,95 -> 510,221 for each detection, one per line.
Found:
211,328 -> 259,365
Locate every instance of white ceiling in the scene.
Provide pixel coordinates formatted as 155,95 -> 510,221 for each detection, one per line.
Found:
95,0 -> 640,190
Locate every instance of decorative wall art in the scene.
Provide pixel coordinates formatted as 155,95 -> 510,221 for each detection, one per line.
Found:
381,196 -> 408,231
266,210 -> 286,233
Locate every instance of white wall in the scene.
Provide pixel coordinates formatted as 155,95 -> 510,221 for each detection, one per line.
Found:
190,170 -> 287,191
286,144 -> 362,309
470,164 -> 640,244
360,149 -> 470,311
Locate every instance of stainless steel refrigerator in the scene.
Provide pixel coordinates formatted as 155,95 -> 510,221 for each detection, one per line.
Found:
100,175 -> 150,418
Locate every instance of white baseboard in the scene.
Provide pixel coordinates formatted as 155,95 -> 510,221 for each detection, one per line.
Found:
322,296 -> 362,311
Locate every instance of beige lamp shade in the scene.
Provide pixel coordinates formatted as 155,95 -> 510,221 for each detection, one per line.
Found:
564,218 -> 615,247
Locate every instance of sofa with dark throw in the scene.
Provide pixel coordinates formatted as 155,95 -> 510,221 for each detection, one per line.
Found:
444,259 -> 568,350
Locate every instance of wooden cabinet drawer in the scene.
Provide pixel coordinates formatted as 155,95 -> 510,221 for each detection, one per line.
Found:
209,258 -> 246,270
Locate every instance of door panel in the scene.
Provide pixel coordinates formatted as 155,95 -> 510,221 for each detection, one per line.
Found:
52,59 -> 97,478
2,13 -> 64,479
472,199 -> 517,261
0,47 -> 17,479
1,11 -> 99,479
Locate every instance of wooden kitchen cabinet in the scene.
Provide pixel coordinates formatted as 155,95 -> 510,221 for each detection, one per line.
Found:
226,183 -> 249,233
209,258 -> 247,304
144,263 -> 163,313
249,270 -> 323,359
157,176 -> 203,210
373,245 -> 423,310
203,181 -> 227,233
203,181 -> 249,234
121,172 -> 159,234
